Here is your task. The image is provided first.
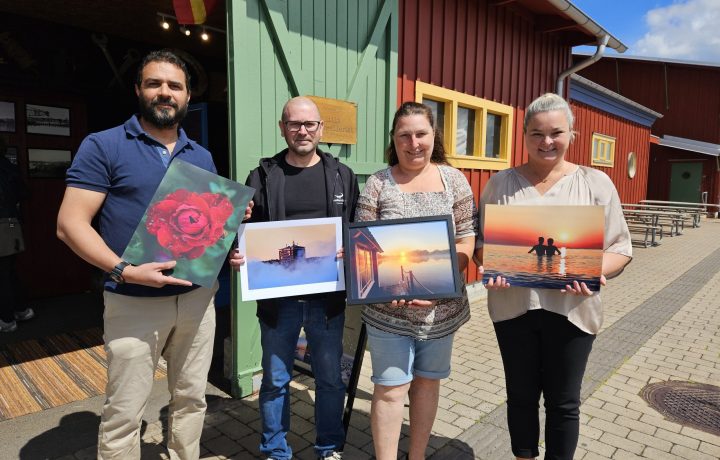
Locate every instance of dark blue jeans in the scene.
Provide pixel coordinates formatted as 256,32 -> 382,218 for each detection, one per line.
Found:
259,298 -> 346,459
493,309 -> 595,460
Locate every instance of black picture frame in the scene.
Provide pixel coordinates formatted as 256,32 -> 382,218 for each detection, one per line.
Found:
0,100 -> 15,133
25,104 -> 71,136
344,215 -> 462,305
27,148 -> 72,178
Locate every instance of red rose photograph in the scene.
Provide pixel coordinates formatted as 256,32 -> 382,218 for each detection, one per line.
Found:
146,189 -> 234,260
122,159 -> 255,287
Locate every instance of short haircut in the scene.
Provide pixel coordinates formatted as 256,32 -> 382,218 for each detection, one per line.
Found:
280,97 -> 321,122
523,93 -> 574,134
135,50 -> 191,92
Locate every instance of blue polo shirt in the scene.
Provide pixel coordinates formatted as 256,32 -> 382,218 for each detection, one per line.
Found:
66,115 -> 217,297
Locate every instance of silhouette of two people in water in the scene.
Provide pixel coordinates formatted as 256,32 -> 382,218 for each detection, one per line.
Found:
528,236 -> 561,257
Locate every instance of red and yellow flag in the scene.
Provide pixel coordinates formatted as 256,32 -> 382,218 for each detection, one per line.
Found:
173,0 -> 218,25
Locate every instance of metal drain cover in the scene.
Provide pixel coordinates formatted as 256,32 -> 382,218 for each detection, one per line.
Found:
640,381 -> 720,435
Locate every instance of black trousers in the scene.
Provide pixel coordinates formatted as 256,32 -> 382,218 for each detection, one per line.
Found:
493,309 -> 595,460
0,254 -> 24,322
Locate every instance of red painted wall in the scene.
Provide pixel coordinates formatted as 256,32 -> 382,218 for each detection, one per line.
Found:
576,57 -> 720,142
397,0 -> 659,282
569,102 -> 651,204
398,0 -> 574,282
576,57 -> 720,204
647,146 -> 720,204
0,89 -> 93,298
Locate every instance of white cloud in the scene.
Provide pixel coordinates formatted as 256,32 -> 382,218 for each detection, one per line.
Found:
633,0 -> 720,62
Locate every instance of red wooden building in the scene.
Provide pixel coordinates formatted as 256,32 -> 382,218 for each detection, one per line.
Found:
567,74 -> 661,205
397,0 -> 657,282
575,54 -> 720,206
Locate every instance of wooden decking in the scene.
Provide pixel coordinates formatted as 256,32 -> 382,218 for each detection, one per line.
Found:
0,328 -> 166,421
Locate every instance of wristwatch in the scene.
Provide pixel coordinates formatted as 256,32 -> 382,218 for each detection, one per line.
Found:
109,261 -> 131,284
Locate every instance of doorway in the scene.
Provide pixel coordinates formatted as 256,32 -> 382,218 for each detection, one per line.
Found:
669,162 -> 703,202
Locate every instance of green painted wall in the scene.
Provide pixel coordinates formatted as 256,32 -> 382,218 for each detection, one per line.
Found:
226,0 -> 398,397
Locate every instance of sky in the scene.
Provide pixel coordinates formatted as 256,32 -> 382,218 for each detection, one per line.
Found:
366,221 -> 450,254
244,223 -> 337,260
483,205 -> 605,249
571,0 -> 720,63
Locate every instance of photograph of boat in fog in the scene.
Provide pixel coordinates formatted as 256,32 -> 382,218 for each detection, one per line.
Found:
238,217 -> 344,300
482,204 -> 605,290
345,215 -> 462,305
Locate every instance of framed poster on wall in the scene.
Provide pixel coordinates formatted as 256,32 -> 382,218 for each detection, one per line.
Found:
26,104 -> 70,136
27,148 -> 72,178
0,101 -> 15,133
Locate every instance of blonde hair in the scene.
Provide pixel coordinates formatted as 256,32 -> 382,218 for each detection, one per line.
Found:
523,93 -> 575,139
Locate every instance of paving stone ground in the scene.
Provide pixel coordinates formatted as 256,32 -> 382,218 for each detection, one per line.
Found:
8,219 -> 720,460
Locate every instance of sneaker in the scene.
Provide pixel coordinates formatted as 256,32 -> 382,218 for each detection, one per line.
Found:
0,319 -> 18,333
14,307 -> 35,322
319,452 -> 343,460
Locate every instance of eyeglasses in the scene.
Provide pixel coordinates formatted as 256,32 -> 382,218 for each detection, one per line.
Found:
284,120 -> 321,133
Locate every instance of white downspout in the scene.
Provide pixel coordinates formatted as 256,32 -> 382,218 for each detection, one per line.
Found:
556,34 -> 610,96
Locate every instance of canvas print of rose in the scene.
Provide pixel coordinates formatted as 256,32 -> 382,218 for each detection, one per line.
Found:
122,159 -> 255,287
238,217 -> 345,300
482,204 -> 604,290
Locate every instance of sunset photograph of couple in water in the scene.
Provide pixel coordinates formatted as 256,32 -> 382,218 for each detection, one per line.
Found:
483,205 -> 605,290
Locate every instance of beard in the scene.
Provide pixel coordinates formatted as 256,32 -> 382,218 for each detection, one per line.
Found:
139,96 -> 188,129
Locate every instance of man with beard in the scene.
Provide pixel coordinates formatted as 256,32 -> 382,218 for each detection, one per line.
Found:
231,97 -> 358,460
57,50 -> 232,459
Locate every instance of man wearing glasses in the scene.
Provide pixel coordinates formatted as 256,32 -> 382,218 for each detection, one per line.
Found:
241,97 -> 359,460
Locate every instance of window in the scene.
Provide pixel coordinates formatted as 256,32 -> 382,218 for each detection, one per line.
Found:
627,152 -> 637,178
591,133 -> 616,167
416,81 -> 513,170
356,248 -> 374,297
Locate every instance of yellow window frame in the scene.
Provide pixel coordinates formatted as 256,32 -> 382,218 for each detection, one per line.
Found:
591,133 -> 616,167
415,81 -> 513,170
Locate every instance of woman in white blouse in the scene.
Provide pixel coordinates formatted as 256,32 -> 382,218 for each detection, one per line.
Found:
475,93 -> 632,460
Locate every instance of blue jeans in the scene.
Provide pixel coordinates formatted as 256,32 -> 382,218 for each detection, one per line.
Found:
259,298 -> 346,459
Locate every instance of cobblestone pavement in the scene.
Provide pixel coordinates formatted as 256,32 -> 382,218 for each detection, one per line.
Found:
35,220 -> 720,459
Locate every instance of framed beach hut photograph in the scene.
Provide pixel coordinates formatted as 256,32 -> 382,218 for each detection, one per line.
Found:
344,215 -> 462,305
238,217 -> 345,300
26,104 -> 70,136
482,204 -> 605,290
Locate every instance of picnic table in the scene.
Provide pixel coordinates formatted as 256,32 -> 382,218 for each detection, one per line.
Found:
621,208 -> 688,246
624,203 -> 696,229
639,200 -> 720,226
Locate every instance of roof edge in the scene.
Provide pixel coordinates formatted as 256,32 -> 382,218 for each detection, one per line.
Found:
547,0 -> 627,53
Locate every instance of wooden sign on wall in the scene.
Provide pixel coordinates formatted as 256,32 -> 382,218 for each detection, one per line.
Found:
306,95 -> 357,145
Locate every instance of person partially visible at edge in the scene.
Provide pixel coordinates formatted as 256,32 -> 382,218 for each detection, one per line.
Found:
57,50 -> 251,460
528,236 -> 545,256
0,139 -> 35,333
229,96 -> 359,460
475,93 -> 632,460
354,101 -> 477,460
545,237 -> 562,257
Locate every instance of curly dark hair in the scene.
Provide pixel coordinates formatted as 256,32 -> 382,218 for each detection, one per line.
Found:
386,101 -> 448,166
135,50 -> 191,92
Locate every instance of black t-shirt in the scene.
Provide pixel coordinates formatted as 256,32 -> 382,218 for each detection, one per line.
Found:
280,157 -> 327,219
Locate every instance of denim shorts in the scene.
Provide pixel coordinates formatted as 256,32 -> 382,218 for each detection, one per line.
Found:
366,324 -> 455,386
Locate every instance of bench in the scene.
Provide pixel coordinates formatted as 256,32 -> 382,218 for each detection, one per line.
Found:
622,206 -> 689,236
625,220 -> 663,247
